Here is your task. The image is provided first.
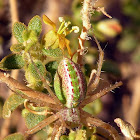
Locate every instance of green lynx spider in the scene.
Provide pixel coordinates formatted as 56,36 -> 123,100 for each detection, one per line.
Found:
0,37 -> 122,140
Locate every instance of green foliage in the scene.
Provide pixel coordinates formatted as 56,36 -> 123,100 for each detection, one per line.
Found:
45,61 -> 58,75
2,94 -> 25,119
10,44 -> 25,53
3,133 -> 25,140
35,129 -> 48,140
61,128 -> 97,140
60,136 -> 69,140
12,22 -> 27,43
83,99 -> 102,115
54,71 -> 66,104
22,109 -> 46,129
23,30 -> 38,52
28,15 -> 42,36
42,48 -> 63,58
45,61 -> 59,85
0,54 -> 25,70
25,60 -> 51,90
25,60 -> 46,81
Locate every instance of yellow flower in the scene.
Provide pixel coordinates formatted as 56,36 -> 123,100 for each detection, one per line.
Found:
42,15 -> 79,58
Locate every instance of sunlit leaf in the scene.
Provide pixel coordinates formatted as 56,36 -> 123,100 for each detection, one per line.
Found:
25,60 -> 46,81
23,30 -> 38,52
83,99 -> 102,115
60,135 -> 69,140
2,94 -> 25,119
10,44 -> 25,53
12,22 -> 27,43
22,109 -> 46,129
3,133 -> 25,140
42,48 -> 63,58
0,54 -> 25,70
25,60 -> 47,90
28,15 -> 42,36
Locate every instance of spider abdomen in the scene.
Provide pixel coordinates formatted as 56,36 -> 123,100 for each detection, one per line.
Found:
54,57 -> 87,108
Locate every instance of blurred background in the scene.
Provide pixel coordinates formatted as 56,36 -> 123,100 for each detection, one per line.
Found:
0,0 -> 140,139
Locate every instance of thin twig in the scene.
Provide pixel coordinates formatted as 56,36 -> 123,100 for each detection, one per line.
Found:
9,0 -> 19,44
126,76 -> 140,129
77,0 -> 92,65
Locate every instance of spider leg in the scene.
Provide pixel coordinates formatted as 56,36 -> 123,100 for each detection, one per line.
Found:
24,112 -> 60,138
80,81 -> 122,108
0,72 -> 62,111
87,35 -> 104,94
51,120 -> 66,140
51,120 -> 62,140
87,69 -> 97,88
80,111 -> 121,140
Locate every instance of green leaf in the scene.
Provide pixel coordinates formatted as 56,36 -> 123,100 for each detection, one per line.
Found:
25,60 -> 48,90
22,109 -> 46,129
35,129 -> 48,140
43,30 -> 58,48
2,94 -> 25,119
28,15 -> 42,36
42,48 -> 63,58
22,30 -> 38,52
0,54 -> 25,70
69,130 -> 76,140
12,22 -> 27,43
83,99 -> 102,115
3,133 -> 25,140
60,135 -> 69,140
10,44 -> 25,53
75,130 -> 86,140
25,60 -> 46,81
45,61 -> 58,83
54,71 -> 66,104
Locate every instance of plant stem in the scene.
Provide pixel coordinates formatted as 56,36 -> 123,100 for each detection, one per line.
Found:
77,0 -> 92,66
9,0 -> 19,44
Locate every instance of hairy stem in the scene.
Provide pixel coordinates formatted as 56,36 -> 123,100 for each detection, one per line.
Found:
77,0 -> 92,65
